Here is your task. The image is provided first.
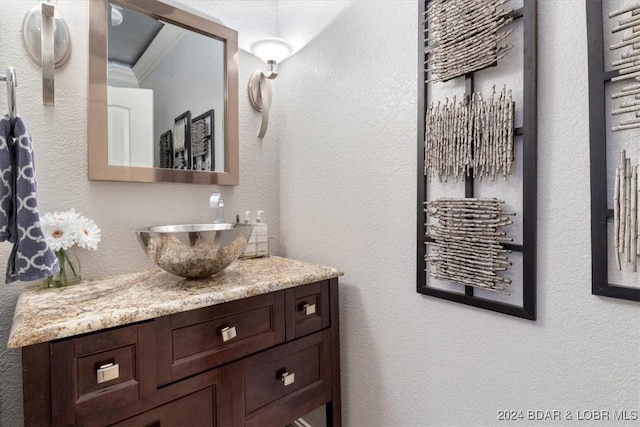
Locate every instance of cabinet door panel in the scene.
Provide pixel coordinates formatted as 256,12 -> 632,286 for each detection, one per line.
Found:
110,387 -> 215,427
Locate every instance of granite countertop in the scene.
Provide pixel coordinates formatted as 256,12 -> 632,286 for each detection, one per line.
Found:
8,256 -> 342,348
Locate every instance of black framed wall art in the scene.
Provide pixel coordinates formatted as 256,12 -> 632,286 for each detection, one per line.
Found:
417,0 -> 538,319
587,0 -> 640,302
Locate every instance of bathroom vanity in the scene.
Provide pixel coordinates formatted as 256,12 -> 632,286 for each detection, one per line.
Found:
8,257 -> 342,426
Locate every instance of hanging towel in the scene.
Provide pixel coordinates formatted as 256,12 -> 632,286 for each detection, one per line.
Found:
0,118 -> 11,241
0,115 -> 59,283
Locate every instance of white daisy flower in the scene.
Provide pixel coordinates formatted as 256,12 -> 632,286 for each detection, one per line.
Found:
76,217 -> 101,251
40,211 -> 76,251
54,208 -> 81,224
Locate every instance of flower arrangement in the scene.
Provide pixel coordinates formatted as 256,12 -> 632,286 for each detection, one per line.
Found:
40,209 -> 101,287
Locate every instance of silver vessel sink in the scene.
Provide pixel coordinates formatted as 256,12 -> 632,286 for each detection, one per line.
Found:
135,223 -> 253,278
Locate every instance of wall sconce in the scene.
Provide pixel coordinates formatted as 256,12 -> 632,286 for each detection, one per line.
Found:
22,1 -> 71,106
110,5 -> 124,26
248,38 -> 292,138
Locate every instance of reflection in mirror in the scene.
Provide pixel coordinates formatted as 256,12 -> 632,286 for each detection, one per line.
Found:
89,0 -> 239,185
107,6 -> 224,171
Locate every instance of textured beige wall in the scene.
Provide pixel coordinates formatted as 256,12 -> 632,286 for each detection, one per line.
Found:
0,1 -> 280,425
2,1 -> 639,426
279,1 -> 640,426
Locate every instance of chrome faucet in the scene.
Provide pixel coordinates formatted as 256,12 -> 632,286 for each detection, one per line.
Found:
210,192 -> 225,223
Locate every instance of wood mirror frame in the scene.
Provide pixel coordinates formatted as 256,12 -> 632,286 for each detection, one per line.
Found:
88,0 -> 239,185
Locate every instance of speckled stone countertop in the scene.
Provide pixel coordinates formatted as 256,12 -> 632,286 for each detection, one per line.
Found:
8,256 -> 342,348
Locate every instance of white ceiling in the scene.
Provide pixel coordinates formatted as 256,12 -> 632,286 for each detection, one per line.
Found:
170,0 -> 352,63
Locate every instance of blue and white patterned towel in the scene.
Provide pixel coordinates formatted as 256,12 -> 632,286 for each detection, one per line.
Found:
0,115 -> 59,283
0,118 -> 11,241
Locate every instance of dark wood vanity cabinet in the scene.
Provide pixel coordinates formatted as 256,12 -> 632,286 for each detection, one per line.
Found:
21,279 -> 341,427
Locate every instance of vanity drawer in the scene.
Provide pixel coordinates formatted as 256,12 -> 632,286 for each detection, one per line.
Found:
49,322 -> 156,426
285,280 -> 330,340
110,387 -> 215,427
76,344 -> 136,399
157,291 -> 285,385
224,330 -> 332,427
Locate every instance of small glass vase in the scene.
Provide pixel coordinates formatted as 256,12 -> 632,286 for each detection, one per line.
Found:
46,248 -> 81,288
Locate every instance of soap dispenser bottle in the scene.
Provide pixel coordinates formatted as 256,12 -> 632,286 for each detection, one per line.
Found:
241,211 -> 257,258
255,210 -> 269,257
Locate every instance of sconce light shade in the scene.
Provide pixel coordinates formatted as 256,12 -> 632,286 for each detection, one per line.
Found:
250,38 -> 292,64
110,5 -> 124,26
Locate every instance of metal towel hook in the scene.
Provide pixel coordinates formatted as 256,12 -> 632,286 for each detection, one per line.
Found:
0,67 -> 18,120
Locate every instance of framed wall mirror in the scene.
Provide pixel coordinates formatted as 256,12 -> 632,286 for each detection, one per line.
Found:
89,0 -> 239,185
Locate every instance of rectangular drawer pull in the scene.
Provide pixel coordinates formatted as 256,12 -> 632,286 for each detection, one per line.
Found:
221,326 -> 237,342
96,363 -> 119,384
281,371 -> 295,386
302,303 -> 316,316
